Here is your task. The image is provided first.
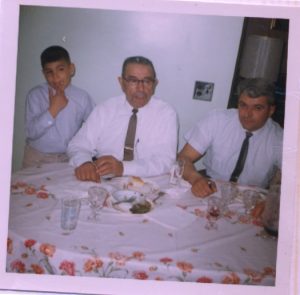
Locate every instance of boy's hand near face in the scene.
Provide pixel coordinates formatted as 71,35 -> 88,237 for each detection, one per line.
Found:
48,86 -> 68,118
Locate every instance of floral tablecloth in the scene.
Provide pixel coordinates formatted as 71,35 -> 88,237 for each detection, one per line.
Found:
7,163 -> 277,285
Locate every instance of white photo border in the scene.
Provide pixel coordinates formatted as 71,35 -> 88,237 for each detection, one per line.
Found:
0,0 -> 299,294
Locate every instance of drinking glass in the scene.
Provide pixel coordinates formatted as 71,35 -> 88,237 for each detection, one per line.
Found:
205,196 -> 222,230
61,196 -> 81,231
170,159 -> 185,185
219,182 -> 238,210
242,189 -> 261,215
87,186 -> 108,221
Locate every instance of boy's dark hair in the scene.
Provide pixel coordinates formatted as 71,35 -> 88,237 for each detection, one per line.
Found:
237,78 -> 276,105
40,46 -> 71,68
122,56 -> 156,79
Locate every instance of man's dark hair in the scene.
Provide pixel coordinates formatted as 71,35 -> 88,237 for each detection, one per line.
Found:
237,78 -> 276,105
122,56 -> 156,79
40,46 -> 71,68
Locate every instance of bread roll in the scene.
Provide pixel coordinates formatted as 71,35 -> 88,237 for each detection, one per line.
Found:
128,176 -> 145,188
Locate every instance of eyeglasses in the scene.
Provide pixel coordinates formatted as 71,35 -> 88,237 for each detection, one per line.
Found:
122,77 -> 155,87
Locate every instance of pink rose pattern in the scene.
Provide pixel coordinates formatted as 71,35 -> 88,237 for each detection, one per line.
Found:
11,181 -> 50,199
24,239 -> 36,248
187,202 -> 264,227
84,258 -> 104,273
133,270 -> 148,280
10,260 -> 25,273
39,243 -> 56,257
31,264 -> 45,274
7,181 -> 274,284
59,260 -> 76,276
6,237 -> 276,284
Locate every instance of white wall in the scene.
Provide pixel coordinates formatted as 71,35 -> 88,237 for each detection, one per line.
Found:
12,5 -> 243,171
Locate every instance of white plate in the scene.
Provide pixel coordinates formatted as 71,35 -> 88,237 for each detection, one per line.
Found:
104,177 -> 160,195
11,182 -> 37,195
112,190 -> 142,203
106,190 -> 154,214
124,178 -> 160,195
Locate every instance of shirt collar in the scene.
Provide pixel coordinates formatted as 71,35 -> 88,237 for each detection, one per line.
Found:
122,95 -> 154,113
242,118 -> 272,136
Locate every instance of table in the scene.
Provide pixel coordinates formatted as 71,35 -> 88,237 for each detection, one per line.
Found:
6,163 -> 277,285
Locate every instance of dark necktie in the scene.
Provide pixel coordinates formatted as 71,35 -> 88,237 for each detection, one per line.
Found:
123,108 -> 138,161
229,131 -> 253,182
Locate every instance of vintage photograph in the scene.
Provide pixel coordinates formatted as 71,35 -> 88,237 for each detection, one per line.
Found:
1,1 -> 299,295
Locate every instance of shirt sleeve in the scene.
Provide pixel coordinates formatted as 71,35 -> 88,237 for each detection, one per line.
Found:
67,107 -> 99,167
184,109 -> 219,155
25,88 -> 55,140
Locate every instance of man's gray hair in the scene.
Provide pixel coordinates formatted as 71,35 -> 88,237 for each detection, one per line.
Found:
122,56 -> 156,79
237,78 -> 276,105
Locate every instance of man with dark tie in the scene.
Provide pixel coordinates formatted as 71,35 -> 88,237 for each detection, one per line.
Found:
67,56 -> 178,182
178,78 -> 283,198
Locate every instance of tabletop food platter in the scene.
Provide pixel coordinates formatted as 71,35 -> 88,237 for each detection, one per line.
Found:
82,176 -> 160,215
106,190 -> 154,214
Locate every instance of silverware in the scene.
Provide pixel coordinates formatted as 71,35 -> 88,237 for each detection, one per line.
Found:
113,196 -> 136,205
152,191 -> 166,203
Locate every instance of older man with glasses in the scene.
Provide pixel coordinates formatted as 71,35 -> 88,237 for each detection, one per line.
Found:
67,56 -> 178,182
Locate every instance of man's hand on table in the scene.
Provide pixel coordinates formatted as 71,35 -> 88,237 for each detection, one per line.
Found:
94,155 -> 124,178
191,176 -> 217,198
75,162 -> 100,182
177,146 -> 217,198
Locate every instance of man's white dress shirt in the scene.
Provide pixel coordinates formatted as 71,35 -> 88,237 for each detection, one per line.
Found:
184,109 -> 283,188
67,95 -> 178,177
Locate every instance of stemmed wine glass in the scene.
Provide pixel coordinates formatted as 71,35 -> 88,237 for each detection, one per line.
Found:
205,196 -> 223,230
242,190 -> 261,215
220,182 -> 238,204
87,186 -> 108,221
241,189 -> 261,223
219,182 -> 238,216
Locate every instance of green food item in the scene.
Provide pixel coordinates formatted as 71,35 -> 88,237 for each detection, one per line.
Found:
130,200 -> 152,214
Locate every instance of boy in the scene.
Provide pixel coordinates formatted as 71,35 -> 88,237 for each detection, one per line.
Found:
23,45 -> 95,168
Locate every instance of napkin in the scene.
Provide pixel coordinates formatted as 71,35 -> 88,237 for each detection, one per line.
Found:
163,179 -> 191,198
148,206 -> 197,230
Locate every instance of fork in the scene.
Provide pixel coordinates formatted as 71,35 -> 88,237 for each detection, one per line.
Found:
152,191 -> 166,203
